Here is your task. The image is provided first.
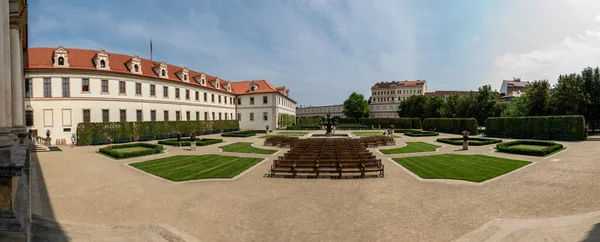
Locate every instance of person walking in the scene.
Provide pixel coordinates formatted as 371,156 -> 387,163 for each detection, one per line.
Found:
176,131 -> 182,147
71,134 -> 76,148
190,131 -> 197,151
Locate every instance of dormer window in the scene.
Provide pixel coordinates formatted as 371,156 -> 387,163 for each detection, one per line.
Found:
201,79 -> 205,85
216,82 -> 220,89
58,57 -> 64,66
134,64 -> 139,72
176,67 -> 190,82
94,49 -> 110,70
53,45 -> 70,68
161,69 -> 166,77
100,60 -> 106,68
127,54 -> 142,74
153,61 -> 169,79
184,74 -> 187,81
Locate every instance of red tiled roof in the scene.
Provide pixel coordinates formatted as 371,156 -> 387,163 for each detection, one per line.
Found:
504,80 -> 531,88
230,80 -> 280,94
373,80 -> 426,88
25,47 -> 239,93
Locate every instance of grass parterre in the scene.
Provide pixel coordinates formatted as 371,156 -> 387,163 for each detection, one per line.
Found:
437,137 -> 502,146
99,143 -> 163,159
496,140 -> 564,156
219,142 -> 278,154
157,138 -> 223,146
379,142 -> 440,154
404,130 -> 439,137
393,154 -> 531,182
130,154 -> 264,181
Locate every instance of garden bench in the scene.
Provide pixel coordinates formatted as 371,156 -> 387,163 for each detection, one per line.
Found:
138,135 -> 154,141
91,138 -> 111,145
114,137 -> 132,144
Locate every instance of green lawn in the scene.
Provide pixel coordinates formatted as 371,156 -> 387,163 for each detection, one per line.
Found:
219,142 -> 277,154
393,154 -> 531,182
509,144 -> 547,150
352,131 -> 400,138
260,132 -> 308,138
379,142 -> 440,154
113,147 -> 153,153
130,154 -> 264,181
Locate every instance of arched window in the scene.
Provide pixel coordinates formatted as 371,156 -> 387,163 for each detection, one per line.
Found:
216,83 -> 219,89
251,86 -> 256,91
100,59 -> 106,68
161,69 -> 166,77
58,57 -> 64,66
201,79 -> 205,85
184,74 -> 187,81
134,64 -> 139,72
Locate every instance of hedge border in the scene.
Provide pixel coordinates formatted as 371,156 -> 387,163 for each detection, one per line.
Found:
404,130 -> 439,137
98,143 -> 163,159
436,137 -> 502,146
423,118 -> 478,135
496,140 -> 564,156
221,131 -> 257,137
157,138 -> 223,147
485,115 -> 585,141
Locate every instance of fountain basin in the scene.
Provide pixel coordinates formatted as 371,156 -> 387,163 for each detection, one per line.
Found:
307,133 -> 352,139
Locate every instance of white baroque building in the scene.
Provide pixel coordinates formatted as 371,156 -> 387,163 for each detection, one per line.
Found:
369,80 -> 427,118
24,46 -> 296,142
296,104 -> 345,118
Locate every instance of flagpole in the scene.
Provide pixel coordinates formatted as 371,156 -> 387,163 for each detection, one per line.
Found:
150,37 -> 153,62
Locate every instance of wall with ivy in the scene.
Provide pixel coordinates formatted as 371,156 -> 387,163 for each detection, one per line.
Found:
278,113 -> 296,127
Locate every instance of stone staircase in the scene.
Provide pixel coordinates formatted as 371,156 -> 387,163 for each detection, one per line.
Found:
28,143 -> 50,153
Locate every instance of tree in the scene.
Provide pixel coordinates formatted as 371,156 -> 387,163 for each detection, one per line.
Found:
342,92 -> 369,122
551,73 -> 588,115
472,85 -> 504,125
501,97 -> 526,117
583,67 -> 600,130
524,80 -> 551,116
397,95 -> 426,119
423,96 -> 447,119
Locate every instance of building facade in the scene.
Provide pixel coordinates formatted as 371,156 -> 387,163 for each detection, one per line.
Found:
500,78 -> 530,97
424,90 -> 475,99
296,104 -> 345,118
369,80 -> 427,118
24,47 -> 295,141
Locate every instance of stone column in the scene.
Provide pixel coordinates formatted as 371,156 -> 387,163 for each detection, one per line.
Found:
10,23 -> 25,136
0,0 -> 8,128
2,0 -> 12,128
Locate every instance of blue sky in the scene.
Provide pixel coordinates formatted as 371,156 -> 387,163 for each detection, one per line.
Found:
29,0 -> 600,105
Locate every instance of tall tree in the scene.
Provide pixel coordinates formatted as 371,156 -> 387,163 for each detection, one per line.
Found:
397,95 -> 426,119
551,73 -> 588,115
501,97 -> 526,117
524,80 -> 551,116
583,67 -> 600,129
423,96 -> 447,119
342,92 -> 369,122
473,85 -> 504,125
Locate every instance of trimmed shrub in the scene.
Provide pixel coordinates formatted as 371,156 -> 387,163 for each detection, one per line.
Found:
287,125 -> 320,130
336,124 -> 371,130
338,118 -> 357,124
496,140 -> 563,156
297,116 -> 322,126
77,120 -> 239,146
437,137 -> 502,146
485,115 -> 585,141
404,130 -> 439,137
158,138 -> 223,146
244,130 -> 272,134
278,113 -> 296,126
99,143 -> 163,159
423,118 -> 478,135
358,118 -> 421,129
221,131 -> 257,137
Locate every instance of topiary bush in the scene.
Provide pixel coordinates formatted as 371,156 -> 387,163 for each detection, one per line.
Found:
404,130 -> 439,137
158,138 -> 223,146
423,118 -> 478,135
485,115 -> 585,141
221,131 -> 257,137
437,137 -> 502,146
99,143 -> 163,159
496,140 -> 563,156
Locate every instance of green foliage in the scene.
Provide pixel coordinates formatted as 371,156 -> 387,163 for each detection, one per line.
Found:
343,92 -> 369,121
278,113 -> 296,126
524,80 -> 552,116
501,97 -> 527,117
404,130 -> 439,137
157,138 -> 223,146
582,67 -> 600,130
436,137 -> 502,146
338,118 -> 358,124
221,131 -> 257,137
397,95 -> 426,119
485,115 -> 585,141
296,116 -> 322,126
379,142 -> 440,154
422,118 -> 478,135
357,118 -> 421,129
99,143 -> 163,159
551,73 -> 589,116
496,140 -> 563,156
286,125 -> 320,130
336,124 -> 371,130
77,120 -> 239,146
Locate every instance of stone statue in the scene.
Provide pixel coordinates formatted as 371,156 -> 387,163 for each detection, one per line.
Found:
462,129 -> 470,150
320,112 -> 339,137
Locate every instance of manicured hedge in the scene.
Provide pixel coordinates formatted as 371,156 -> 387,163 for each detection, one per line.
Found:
358,118 -> 421,129
297,116 -> 322,125
404,130 -> 439,137
338,118 -> 357,124
77,120 -> 238,146
99,143 -> 163,159
496,140 -> 563,156
336,124 -> 371,130
423,118 -> 478,135
287,125 -> 320,130
278,113 -> 296,126
437,137 -> 502,146
221,131 -> 257,137
158,138 -> 223,146
485,115 -> 585,141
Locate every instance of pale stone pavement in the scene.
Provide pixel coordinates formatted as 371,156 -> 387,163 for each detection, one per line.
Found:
29,131 -> 600,241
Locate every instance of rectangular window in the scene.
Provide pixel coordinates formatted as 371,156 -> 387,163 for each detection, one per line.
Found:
263,96 -> 268,104
204,93 -> 207,102
225,113 -> 228,120
62,78 -> 70,97
186,111 -> 190,121
101,80 -> 108,93
119,81 -> 126,94
230,97 -> 233,104
218,95 -> 222,103
196,111 -> 200,121
231,113 -> 233,120
176,111 -> 181,121
212,112 -> 215,120
263,112 -> 268,121
185,89 -> 190,100
151,110 -> 156,121
82,78 -> 89,92
175,88 -> 180,99
136,83 -> 142,95
136,110 -> 142,122
163,86 -> 168,97
25,111 -> 33,126
120,109 -> 126,122
25,78 -> 32,98
250,97 -> 255,105
237,113 -> 241,121
150,85 -> 156,96
195,91 -> 199,101
82,109 -> 90,123
102,109 -> 109,122
164,110 -> 169,121
43,78 -> 51,97
250,113 -> 254,121
237,98 -> 241,105
219,112 -> 222,120
224,96 -> 227,104
204,112 -> 208,120
211,94 -> 215,103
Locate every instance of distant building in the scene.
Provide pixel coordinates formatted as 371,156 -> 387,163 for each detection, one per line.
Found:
296,104 -> 345,118
500,78 -> 531,97
369,80 -> 427,118
424,90 -> 475,99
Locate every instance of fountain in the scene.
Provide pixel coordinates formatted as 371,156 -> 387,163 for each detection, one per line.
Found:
307,112 -> 351,138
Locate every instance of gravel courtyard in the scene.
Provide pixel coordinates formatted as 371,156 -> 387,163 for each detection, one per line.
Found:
31,131 -> 600,241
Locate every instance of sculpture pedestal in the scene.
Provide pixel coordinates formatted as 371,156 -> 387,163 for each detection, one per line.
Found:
462,141 -> 468,150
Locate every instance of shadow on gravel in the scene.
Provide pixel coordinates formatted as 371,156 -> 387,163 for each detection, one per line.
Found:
583,223 -> 600,242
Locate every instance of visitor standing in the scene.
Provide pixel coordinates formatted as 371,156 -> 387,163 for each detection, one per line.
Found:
71,135 -> 76,148
266,125 -> 269,134
29,130 -> 34,144
190,131 -> 197,151
462,129 -> 470,150
176,131 -> 182,147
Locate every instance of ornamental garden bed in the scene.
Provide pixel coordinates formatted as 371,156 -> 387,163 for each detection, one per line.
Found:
496,140 -> 564,156
352,131 -> 400,138
380,142 -> 440,154
221,131 -> 257,137
99,143 -> 163,159
130,154 -> 264,181
260,132 -> 308,138
436,137 -> 502,146
404,130 -> 439,137
157,138 -> 223,146
219,142 -> 277,154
